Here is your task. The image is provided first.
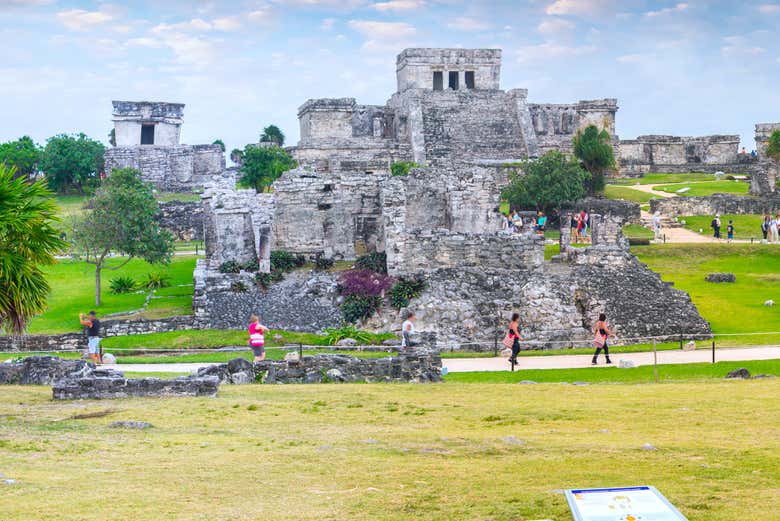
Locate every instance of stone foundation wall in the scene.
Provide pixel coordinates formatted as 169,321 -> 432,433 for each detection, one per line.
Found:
157,201 -> 203,241
649,194 -> 780,217
53,374 -> 219,400
617,135 -> 753,176
0,356 -> 92,384
198,353 -> 442,384
105,144 -> 225,192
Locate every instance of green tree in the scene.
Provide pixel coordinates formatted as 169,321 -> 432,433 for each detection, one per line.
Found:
239,145 -> 297,192
71,168 -> 174,306
501,151 -> 590,215
108,128 -> 116,147
0,136 -> 41,179
766,130 -> 780,160
40,133 -> 105,194
0,164 -> 66,334
572,125 -> 616,194
230,148 -> 244,165
260,125 -> 285,146
212,139 -> 225,152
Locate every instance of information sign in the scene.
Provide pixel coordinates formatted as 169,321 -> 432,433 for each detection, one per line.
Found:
564,486 -> 688,521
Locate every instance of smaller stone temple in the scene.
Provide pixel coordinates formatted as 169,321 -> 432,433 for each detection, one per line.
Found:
104,101 -> 225,192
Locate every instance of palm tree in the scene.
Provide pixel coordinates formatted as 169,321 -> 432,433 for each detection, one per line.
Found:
260,125 -> 285,146
0,164 -> 66,334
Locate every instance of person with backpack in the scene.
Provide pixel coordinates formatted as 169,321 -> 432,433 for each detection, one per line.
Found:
727,220 -> 734,243
591,313 -> 613,365
761,214 -> 770,242
710,214 -> 721,239
400,311 -> 416,349
248,314 -> 269,362
504,313 -> 523,365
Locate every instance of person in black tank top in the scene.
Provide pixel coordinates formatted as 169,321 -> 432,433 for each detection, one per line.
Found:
79,311 -> 102,365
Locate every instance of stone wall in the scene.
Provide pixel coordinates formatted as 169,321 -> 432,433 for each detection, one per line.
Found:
157,200 -> 203,241
617,135 -> 745,176
396,48 -> 502,92
750,161 -> 779,195
649,193 -> 780,217
53,373 -> 219,400
563,197 -> 641,224
529,99 -> 618,156
104,144 -> 225,192
755,123 -> 780,157
192,262 -> 341,331
0,356 -> 92,385
199,353 -> 442,384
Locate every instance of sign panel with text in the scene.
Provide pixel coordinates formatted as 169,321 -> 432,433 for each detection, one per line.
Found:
564,486 -> 688,521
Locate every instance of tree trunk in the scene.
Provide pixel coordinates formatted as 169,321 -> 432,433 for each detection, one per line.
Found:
95,263 -> 101,307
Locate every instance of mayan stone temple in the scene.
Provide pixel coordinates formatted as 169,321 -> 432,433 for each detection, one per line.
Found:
181,48 -> 714,348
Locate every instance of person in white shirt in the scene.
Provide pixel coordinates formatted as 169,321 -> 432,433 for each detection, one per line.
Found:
652,212 -> 662,240
512,211 -> 523,233
771,215 -> 780,243
401,312 -> 416,349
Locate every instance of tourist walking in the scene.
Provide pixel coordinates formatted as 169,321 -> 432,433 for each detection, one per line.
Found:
582,210 -> 589,241
591,313 -> 613,365
761,214 -> 770,242
248,314 -> 269,362
771,215 -> 780,243
576,211 -> 584,243
79,311 -> 102,365
506,313 -> 522,365
401,311 -> 416,349
727,220 -> 734,243
652,211 -> 662,240
512,210 -> 523,233
711,214 -> 721,239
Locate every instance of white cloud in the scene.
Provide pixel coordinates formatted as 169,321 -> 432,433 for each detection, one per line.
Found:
348,19 -> 416,39
321,17 -> 336,30
56,8 -> 115,31
248,7 -> 275,24
537,17 -> 575,35
372,0 -> 424,11
757,4 -> 780,13
0,0 -> 55,6
545,0 -> 613,16
213,16 -> 242,31
271,0 -> 366,7
644,2 -> 689,17
516,42 -> 596,62
721,36 -> 766,57
446,16 -> 490,31
616,53 -> 644,63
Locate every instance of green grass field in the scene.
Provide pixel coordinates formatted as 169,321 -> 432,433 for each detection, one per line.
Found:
610,172 -> 718,185
0,378 -> 776,520
653,180 -> 749,197
680,214 -> 765,240
634,244 -> 780,342
604,184 -> 655,203
25,256 -> 198,334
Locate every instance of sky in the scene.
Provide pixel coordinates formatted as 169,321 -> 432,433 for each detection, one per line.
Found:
1,0 -> 779,155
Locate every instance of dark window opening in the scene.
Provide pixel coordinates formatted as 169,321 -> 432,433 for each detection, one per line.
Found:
448,71 -> 459,90
317,203 -> 332,210
432,71 -> 443,91
465,71 -> 475,89
323,184 -> 334,192
141,124 -> 155,145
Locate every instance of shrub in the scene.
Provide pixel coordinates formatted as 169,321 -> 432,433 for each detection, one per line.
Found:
270,250 -> 302,272
391,161 -> 418,177
242,259 -> 259,272
389,277 -> 427,309
255,270 -> 284,289
218,260 -> 241,274
322,323 -> 374,345
109,276 -> 138,294
355,251 -> 387,274
314,253 -> 334,271
338,269 -> 394,298
341,295 -> 382,323
144,272 -> 171,290
230,281 -> 248,293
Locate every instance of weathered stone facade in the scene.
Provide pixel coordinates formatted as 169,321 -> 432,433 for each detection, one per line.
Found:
617,135 -> 747,176
755,123 -> 780,158
649,194 -> 780,217
157,200 -> 204,241
0,356 -> 92,385
198,352 -> 442,384
53,373 -> 219,400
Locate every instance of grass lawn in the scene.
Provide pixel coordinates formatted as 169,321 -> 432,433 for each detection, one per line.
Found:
154,191 -> 202,203
0,378 -> 776,520
610,172 -> 718,185
22,256 -> 198,334
622,223 -> 654,239
653,180 -> 749,197
680,214 -> 765,241
604,184 -> 655,203
633,244 -> 780,344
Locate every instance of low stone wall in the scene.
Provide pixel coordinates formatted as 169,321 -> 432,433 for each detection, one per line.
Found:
157,200 -> 204,241
198,352 -> 442,384
564,197 -> 641,224
649,194 -> 780,217
53,374 -> 219,400
0,315 -> 199,352
0,356 -> 92,385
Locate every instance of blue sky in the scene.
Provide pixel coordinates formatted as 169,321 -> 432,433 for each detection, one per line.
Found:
1,0 -> 778,154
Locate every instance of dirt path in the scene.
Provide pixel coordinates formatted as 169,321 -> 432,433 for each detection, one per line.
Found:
627,184 -> 675,198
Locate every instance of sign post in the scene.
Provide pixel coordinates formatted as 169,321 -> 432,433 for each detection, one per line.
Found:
565,486 -> 688,521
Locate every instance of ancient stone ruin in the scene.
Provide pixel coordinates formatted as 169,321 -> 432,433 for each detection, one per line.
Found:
193,47 -> 712,349
104,101 -> 225,192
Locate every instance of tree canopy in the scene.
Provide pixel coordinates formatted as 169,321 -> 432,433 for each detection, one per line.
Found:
766,130 -> 780,161
40,133 -> 105,194
0,136 -> 40,179
71,168 -> 173,306
0,164 -> 66,334
239,145 -> 297,192
501,151 -> 590,215
260,125 -> 285,146
212,139 -> 225,152
572,125 -> 616,194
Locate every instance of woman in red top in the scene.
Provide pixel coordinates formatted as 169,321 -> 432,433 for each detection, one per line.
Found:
248,314 -> 269,362
508,313 -> 522,364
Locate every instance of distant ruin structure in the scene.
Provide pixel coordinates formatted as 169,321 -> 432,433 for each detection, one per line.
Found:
104,101 -> 225,192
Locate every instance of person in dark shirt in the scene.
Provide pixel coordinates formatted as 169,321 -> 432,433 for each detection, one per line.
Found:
727,220 -> 734,243
79,311 -> 102,365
